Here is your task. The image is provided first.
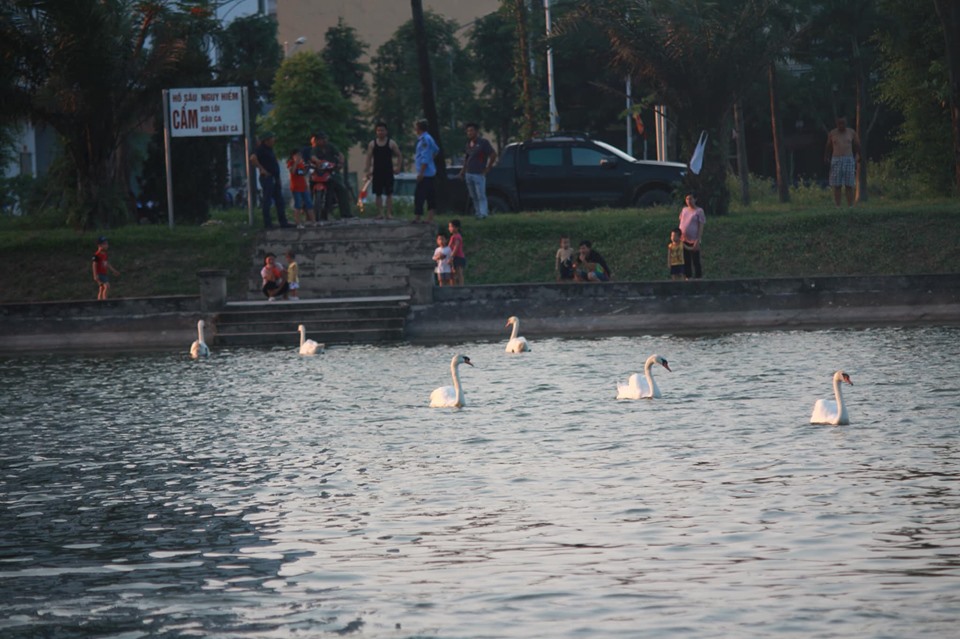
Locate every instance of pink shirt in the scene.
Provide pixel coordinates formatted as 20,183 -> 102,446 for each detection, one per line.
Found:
679,206 -> 705,243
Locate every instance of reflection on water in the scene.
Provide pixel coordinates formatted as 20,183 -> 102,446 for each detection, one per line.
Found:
1,327 -> 959,638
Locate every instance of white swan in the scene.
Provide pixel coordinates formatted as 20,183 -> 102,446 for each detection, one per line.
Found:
298,324 -> 323,356
505,316 -> 530,353
810,370 -> 853,425
430,354 -> 474,408
190,319 -> 210,359
616,354 -> 671,399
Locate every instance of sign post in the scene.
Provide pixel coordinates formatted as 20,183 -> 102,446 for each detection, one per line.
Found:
162,86 -> 250,227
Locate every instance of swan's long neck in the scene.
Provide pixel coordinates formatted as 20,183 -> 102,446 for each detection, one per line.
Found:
644,356 -> 656,389
509,319 -> 519,340
198,322 -> 205,344
299,327 -> 306,347
451,360 -> 463,404
833,375 -> 845,411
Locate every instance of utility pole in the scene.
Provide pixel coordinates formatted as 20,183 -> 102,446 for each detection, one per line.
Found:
544,0 -> 558,132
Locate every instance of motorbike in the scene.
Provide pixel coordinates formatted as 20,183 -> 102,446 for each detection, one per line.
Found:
309,159 -> 338,220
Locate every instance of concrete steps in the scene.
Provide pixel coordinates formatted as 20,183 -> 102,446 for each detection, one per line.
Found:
249,219 -> 437,300
214,295 -> 409,347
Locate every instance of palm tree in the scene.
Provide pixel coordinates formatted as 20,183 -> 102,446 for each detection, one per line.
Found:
0,0 -> 191,228
569,0 -> 792,214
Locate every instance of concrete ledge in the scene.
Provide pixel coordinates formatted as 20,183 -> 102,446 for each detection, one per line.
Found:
3,275 -> 958,354
0,296 -> 204,354
405,274 -> 960,342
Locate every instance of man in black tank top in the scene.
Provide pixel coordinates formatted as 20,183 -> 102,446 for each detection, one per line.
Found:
363,122 -> 403,219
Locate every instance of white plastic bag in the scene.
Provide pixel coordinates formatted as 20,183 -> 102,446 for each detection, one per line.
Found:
689,130 -> 708,175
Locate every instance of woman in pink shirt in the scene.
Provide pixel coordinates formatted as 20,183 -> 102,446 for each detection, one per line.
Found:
678,194 -> 705,279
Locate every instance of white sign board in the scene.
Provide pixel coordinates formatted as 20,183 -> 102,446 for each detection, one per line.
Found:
168,86 -> 243,137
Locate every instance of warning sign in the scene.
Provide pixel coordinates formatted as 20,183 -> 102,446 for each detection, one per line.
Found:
168,87 -> 244,138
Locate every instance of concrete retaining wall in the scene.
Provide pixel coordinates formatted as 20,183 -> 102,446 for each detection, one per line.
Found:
2,274 -> 958,354
0,296 -> 204,354
405,274 -> 960,342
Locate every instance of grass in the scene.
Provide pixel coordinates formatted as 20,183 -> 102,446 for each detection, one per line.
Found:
1,194 -> 957,303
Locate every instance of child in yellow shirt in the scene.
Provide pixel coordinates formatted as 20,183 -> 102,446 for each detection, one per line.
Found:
285,250 -> 300,300
667,228 -> 685,280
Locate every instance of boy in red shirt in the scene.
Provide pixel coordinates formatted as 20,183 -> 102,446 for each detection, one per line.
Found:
286,149 -> 314,228
92,236 -> 120,300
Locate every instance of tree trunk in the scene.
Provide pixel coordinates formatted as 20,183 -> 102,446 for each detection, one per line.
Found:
512,0 -> 536,140
855,75 -> 869,203
734,98 -> 750,206
934,0 -> 960,193
854,36 -> 868,203
768,62 -> 789,203
411,0 -> 448,211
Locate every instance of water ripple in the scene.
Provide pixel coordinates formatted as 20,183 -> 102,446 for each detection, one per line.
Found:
1,327 -> 959,638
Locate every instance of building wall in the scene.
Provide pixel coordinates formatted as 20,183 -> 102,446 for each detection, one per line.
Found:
277,0 -> 499,59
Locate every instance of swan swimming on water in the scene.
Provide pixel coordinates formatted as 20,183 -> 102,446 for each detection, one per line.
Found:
430,354 -> 474,408
616,354 -> 671,399
298,324 -> 323,356
810,370 -> 853,425
190,320 -> 210,359
505,316 -> 530,353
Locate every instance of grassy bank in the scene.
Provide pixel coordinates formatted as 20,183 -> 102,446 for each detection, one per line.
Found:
1,197 -> 957,303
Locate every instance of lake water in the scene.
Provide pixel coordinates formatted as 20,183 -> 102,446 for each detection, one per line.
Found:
1,327 -> 959,638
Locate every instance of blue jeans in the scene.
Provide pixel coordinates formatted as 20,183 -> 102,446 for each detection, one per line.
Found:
465,173 -> 488,217
259,174 -> 288,228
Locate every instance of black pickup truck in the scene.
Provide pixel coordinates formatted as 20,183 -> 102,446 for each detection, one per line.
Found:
482,133 -> 686,213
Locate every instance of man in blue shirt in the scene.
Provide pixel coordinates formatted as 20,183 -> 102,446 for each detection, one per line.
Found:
413,119 -> 439,224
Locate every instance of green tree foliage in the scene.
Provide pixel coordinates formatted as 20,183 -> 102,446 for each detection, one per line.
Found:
0,0 -> 199,228
570,0 -> 792,215
875,0 -> 953,195
139,3 -> 226,225
259,52 -> 354,157
370,11 -> 477,158
468,9 -> 520,148
217,12 -> 283,128
790,0 -> 895,200
323,17 -> 370,102
322,18 -> 370,155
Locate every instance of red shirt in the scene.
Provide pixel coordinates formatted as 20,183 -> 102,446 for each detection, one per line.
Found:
92,248 -> 108,275
449,231 -> 464,258
287,158 -> 308,193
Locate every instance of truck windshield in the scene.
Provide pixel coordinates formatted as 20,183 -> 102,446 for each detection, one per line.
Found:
592,140 -> 639,163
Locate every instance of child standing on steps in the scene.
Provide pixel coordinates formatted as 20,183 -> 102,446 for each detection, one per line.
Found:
555,235 -> 575,281
285,250 -> 300,300
448,219 -> 465,286
667,228 -> 685,280
92,236 -> 120,300
432,233 -> 452,286
287,149 -> 313,228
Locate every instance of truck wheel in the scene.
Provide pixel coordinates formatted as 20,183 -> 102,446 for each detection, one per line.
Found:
487,195 -> 511,213
636,189 -> 670,208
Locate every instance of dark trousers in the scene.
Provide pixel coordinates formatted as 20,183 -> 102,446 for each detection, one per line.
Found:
259,174 -> 288,228
317,176 -> 352,220
682,246 -> 703,279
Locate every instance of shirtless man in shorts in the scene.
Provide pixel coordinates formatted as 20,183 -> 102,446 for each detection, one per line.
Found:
824,116 -> 861,208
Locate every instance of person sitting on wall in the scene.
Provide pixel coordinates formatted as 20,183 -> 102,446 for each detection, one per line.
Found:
573,240 -> 612,282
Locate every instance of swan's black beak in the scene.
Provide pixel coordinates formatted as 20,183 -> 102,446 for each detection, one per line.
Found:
842,373 -> 852,385
661,360 -> 672,372
463,356 -> 474,366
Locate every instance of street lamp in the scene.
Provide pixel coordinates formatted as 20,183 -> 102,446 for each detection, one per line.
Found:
284,36 -> 306,57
